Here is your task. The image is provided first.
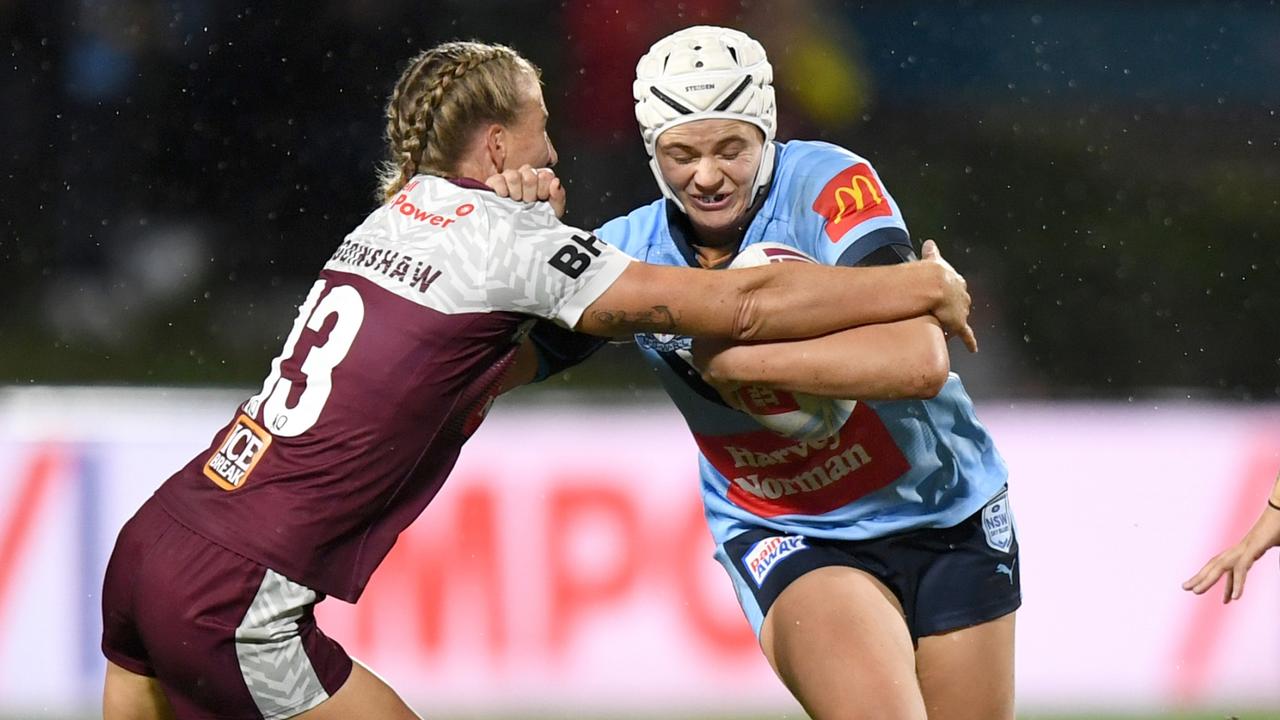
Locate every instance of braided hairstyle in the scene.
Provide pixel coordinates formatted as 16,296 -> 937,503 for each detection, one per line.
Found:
379,41 -> 540,201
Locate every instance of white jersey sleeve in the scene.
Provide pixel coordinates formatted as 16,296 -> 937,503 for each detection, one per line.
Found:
483,200 -> 633,329
326,175 -> 631,328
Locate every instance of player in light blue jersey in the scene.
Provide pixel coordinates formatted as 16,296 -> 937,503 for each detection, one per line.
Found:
491,25 -> 1016,720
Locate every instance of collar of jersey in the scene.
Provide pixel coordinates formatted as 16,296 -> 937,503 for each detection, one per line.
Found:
448,176 -> 494,192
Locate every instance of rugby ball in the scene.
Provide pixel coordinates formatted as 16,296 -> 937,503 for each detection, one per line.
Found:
719,243 -> 856,441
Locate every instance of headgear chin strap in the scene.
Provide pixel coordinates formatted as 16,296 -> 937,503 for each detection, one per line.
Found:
634,26 -> 777,213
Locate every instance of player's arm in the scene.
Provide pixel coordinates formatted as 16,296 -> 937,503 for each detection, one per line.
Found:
573,243 -> 970,344
497,243 -> 958,395
496,340 -> 538,393
487,167 -> 977,348
693,316 -> 948,400
688,241 -> 953,400
1183,472 -> 1280,603
496,321 -> 610,394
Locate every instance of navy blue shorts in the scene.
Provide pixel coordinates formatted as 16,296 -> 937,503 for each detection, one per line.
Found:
716,488 -> 1020,643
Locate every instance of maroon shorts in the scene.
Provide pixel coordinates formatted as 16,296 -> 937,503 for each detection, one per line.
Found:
101,496 -> 353,719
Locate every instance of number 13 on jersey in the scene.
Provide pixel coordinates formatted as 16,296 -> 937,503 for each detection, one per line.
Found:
245,279 -> 366,437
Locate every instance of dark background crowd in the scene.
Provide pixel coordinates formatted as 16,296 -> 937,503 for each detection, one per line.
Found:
3,0 -> 1278,400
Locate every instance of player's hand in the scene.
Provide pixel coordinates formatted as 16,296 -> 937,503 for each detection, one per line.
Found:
1182,503 -> 1280,603
484,165 -> 566,218
921,239 -> 978,353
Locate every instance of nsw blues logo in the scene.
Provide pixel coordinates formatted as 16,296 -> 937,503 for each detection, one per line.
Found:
636,332 -> 691,354
742,535 -> 807,587
982,492 -> 1014,553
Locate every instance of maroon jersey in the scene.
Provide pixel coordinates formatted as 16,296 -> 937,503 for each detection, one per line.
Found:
156,176 -> 632,601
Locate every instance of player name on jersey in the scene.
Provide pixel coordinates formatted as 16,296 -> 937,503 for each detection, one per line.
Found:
328,239 -> 444,294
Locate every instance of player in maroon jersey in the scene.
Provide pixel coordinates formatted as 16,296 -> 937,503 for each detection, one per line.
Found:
100,40 -> 978,720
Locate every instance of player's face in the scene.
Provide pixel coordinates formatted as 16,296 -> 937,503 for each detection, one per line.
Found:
655,119 -> 765,239
501,75 -> 558,171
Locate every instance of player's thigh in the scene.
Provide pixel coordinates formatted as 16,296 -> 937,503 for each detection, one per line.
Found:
916,612 -> 1016,720
760,566 -> 926,720
294,661 -> 420,720
103,660 -> 175,720
909,487 -> 1020,720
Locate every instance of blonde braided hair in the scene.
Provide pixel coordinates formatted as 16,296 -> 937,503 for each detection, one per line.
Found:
379,41 -> 539,201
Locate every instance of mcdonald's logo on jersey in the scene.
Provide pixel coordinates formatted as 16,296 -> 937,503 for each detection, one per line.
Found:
812,163 -> 894,243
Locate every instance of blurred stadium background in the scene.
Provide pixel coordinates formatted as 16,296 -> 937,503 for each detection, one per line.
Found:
2,0 -> 1278,718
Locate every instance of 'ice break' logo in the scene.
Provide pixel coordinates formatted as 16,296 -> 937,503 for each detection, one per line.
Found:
743,535 -> 807,587
203,414 -> 272,491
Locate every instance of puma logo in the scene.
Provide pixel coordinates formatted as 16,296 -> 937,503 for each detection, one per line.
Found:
995,560 -> 1016,584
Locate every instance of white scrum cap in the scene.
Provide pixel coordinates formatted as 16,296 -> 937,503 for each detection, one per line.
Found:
633,26 -> 777,212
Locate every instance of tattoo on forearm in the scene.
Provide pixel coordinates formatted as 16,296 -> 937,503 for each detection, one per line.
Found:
591,305 -> 678,332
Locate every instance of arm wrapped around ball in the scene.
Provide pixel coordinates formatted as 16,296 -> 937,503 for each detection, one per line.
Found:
688,243 -> 951,441
692,318 -> 949,402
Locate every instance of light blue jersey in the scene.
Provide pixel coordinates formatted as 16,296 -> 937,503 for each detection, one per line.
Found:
596,140 -> 1008,546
